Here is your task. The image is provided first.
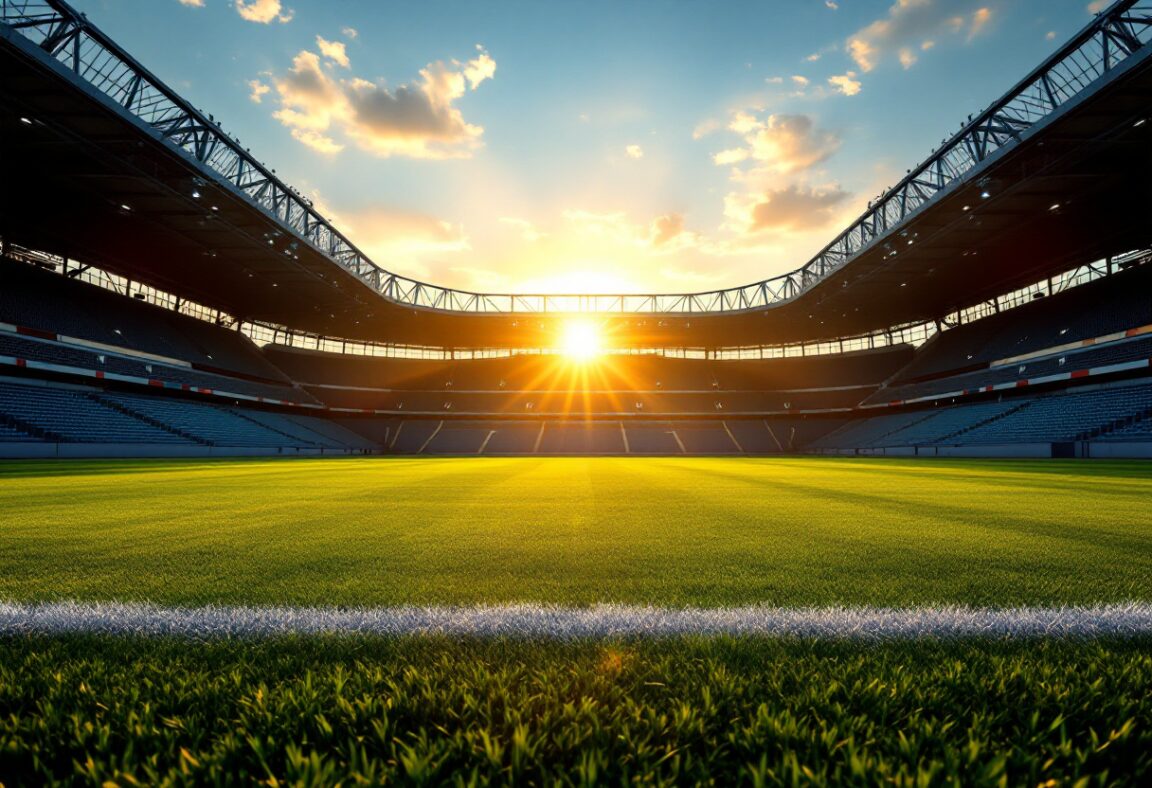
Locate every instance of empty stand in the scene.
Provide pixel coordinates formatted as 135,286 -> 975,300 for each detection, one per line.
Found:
0,257 -> 291,382
888,266 -> 1152,387
811,381 -> 1152,453
271,344 -> 911,416
0,331 -> 317,404
0,380 -> 191,444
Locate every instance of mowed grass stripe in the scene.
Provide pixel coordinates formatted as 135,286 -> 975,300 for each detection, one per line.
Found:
0,457 -> 1150,607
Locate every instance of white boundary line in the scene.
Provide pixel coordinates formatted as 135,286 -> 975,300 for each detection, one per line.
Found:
2,602 -> 1152,639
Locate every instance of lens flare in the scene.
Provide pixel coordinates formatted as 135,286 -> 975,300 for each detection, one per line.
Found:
559,320 -> 603,360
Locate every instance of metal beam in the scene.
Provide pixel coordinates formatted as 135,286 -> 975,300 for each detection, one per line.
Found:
2,0 -> 1150,314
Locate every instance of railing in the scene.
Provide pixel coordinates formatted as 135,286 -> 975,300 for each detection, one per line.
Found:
6,242 -> 1148,360
2,0 -> 1151,314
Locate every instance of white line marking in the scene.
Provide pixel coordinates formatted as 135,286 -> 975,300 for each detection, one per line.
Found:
1,602 -> 1151,639
418,420 -> 443,454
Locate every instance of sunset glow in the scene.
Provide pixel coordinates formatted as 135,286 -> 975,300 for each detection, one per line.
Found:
558,320 -> 604,361
77,0 -> 1098,295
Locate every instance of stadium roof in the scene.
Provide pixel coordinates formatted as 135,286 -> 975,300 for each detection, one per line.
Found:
1,0 -> 1151,349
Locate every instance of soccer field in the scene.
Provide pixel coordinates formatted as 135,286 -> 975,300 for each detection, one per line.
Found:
2,456 -> 1151,784
2,456 -> 1151,608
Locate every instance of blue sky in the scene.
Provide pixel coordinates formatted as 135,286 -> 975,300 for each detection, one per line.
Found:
74,0 -> 1106,294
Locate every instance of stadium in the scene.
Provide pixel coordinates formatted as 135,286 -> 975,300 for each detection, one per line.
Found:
1,0 -> 1151,783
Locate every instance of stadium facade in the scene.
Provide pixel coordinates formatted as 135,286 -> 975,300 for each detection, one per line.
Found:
1,0 -> 1151,459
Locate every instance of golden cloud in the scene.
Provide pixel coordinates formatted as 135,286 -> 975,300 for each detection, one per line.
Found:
263,43 -> 496,159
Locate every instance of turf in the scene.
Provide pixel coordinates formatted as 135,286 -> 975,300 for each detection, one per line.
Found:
1,635 -> 1150,785
1,456 -> 1150,607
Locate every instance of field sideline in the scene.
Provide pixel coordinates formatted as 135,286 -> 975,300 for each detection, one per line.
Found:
1,456 -> 1150,608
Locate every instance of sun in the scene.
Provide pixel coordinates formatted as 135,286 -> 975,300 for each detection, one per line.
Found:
559,320 -> 604,360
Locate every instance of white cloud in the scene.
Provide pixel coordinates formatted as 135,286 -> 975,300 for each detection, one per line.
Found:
316,36 -> 350,68
178,0 -> 204,7
791,75 -> 810,87
262,44 -> 497,159
342,26 -> 358,39
692,119 -> 721,139
825,0 -> 839,8
1046,30 -> 1057,41
499,217 -> 546,242
828,71 -> 862,96
235,0 -> 294,24
247,79 -> 271,103
462,47 -> 496,89
713,148 -> 749,166
718,112 -> 842,174
625,144 -> 644,159
847,1 -> 994,73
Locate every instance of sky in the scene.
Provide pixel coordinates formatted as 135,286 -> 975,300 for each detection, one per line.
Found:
72,0 -> 1110,295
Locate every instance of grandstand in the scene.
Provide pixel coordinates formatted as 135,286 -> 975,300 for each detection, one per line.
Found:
0,0 -> 1150,459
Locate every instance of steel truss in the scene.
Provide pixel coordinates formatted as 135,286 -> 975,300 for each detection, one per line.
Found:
2,0 -> 1151,314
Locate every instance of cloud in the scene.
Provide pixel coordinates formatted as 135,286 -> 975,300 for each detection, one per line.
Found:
262,44 -> 496,159
791,75 -> 810,87
499,217 -> 546,242
968,7 -> 992,39
717,111 -> 841,175
625,144 -> 644,159
342,26 -> 358,39
316,36 -> 350,68
343,208 -> 470,278
247,79 -> 271,103
178,0 -> 204,7
559,209 -> 696,253
692,119 -> 721,139
846,1 -> 994,72
649,214 -> 684,247
713,148 -> 749,166
462,49 -> 496,88
726,184 -> 851,235
235,0 -> 294,24
825,0 -> 839,8
1087,0 -> 1108,13
828,71 -> 862,96
291,129 -> 343,154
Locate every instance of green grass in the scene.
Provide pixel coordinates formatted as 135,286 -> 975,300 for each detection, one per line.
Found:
1,636 -> 1151,786
1,456 -> 1150,607
3,456 -> 1151,784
